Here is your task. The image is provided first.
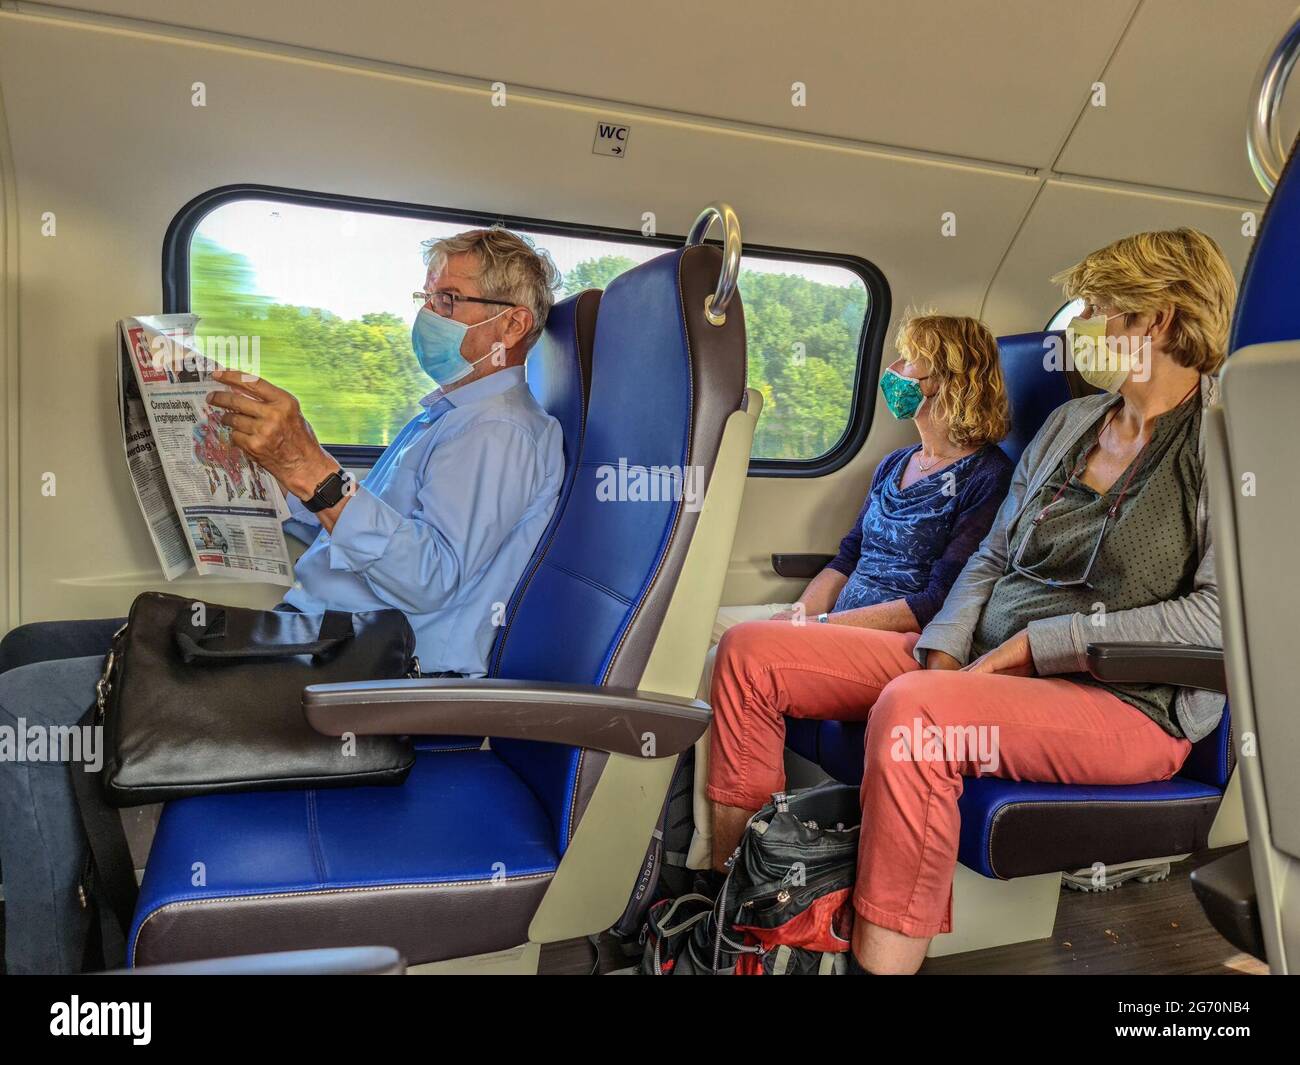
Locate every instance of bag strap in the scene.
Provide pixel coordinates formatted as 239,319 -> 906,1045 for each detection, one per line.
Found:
647,893 -> 715,940
173,608 -> 354,661
70,704 -> 138,970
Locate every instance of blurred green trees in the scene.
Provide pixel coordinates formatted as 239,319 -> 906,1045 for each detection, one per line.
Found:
191,236 -> 867,457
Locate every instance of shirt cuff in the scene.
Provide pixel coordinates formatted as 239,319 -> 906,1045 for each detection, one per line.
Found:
1026,614 -> 1086,675
824,556 -> 856,578
285,492 -> 319,524
326,485 -> 403,571
911,623 -> 970,667
902,592 -> 934,631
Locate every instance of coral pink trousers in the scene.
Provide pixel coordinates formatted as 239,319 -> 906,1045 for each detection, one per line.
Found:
706,621 -> 1191,938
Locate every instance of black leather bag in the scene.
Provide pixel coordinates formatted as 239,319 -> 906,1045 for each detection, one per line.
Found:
72,591 -> 420,969
95,591 -> 418,806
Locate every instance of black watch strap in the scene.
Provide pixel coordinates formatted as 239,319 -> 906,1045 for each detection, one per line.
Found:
302,469 -> 349,513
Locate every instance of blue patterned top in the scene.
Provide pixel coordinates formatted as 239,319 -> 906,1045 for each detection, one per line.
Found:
828,444 -> 1013,627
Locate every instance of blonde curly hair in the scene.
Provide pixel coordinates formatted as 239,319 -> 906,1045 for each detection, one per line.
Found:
896,312 -> 1010,449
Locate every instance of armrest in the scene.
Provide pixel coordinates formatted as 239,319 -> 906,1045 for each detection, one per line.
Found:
1189,846 -> 1265,962
304,677 -> 710,758
107,946 -> 405,976
771,553 -> 834,579
1084,643 -> 1226,694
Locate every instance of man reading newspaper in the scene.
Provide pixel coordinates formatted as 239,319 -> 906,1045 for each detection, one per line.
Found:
0,228 -> 565,973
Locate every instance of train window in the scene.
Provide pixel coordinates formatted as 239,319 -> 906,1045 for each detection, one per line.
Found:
1046,298 -> 1085,330
170,188 -> 886,474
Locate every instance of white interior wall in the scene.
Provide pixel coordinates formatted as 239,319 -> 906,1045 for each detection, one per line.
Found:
0,0 -> 1289,625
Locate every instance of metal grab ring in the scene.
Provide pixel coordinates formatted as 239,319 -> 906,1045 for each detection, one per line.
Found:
685,202 -> 742,327
1248,7 -> 1300,194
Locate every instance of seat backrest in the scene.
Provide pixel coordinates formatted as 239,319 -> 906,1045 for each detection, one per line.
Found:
489,245 -> 748,855
1212,131 -> 1300,972
1230,131 -> 1300,352
995,330 -> 1074,466
492,247 -> 745,688
486,288 -> 600,675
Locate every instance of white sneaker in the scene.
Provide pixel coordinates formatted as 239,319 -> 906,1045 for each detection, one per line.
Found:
1061,861 -> 1172,892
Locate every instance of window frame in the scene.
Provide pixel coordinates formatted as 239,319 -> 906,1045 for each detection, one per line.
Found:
163,183 -> 891,477
1046,297 -> 1085,332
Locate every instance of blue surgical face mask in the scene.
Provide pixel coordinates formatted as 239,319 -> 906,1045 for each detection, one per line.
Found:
410,305 -> 509,385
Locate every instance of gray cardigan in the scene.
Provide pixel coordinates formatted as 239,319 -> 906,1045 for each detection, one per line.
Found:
913,374 -> 1223,743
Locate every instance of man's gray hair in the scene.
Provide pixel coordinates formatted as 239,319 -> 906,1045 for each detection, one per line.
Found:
422,227 -> 562,351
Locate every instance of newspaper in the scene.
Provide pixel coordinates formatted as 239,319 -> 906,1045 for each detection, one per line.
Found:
117,314 -> 294,585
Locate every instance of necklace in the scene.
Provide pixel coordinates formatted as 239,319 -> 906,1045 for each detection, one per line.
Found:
915,448 -> 964,472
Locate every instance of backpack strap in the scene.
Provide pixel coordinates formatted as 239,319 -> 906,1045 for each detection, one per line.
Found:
69,703 -> 138,969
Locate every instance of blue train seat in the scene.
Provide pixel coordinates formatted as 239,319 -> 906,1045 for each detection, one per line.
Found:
128,244 -> 758,971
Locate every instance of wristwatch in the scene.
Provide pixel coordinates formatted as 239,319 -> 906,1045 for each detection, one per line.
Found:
302,468 -> 351,513
816,613 -> 829,624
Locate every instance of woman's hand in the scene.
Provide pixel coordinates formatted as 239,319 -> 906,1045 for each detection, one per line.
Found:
926,650 -> 962,670
961,629 -> 1035,676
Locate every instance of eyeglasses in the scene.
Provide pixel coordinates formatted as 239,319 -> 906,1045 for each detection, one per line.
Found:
1010,409 -> 1143,591
412,290 -> 516,317
1010,380 -> 1199,590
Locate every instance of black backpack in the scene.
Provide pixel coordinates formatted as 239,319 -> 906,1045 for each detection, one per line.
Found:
641,781 -> 860,975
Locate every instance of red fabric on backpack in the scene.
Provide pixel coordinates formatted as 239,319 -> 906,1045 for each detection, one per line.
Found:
734,887 -> 853,954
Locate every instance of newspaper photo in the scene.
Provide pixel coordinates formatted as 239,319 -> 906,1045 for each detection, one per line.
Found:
117,314 -> 294,585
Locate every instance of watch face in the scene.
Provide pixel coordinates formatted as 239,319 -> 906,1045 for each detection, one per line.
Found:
306,471 -> 347,512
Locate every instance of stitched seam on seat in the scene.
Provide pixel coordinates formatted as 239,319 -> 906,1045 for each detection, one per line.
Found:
563,748 -> 585,846
418,744 -> 482,753
128,872 -> 555,967
984,795 -> 1220,879
490,297 -> 592,674
305,791 -> 327,884
540,559 -> 634,606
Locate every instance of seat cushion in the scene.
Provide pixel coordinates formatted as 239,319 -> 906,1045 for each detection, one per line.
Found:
802,719 -> 1223,879
957,775 -> 1222,879
130,749 -> 558,967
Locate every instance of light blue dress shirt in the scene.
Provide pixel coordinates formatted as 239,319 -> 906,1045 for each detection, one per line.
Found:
283,365 -> 563,676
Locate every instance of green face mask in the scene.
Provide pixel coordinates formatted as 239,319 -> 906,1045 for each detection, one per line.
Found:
880,366 -> 928,420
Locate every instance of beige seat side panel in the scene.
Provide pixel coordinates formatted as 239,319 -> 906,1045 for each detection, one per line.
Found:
529,398 -> 757,942
1216,347 -> 1300,973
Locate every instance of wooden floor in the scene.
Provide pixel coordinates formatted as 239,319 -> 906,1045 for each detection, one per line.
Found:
540,847 -> 1270,975
0,847 -> 1266,974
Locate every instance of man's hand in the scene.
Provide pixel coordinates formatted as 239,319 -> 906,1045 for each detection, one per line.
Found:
769,606 -> 802,622
207,370 -> 335,500
961,629 -> 1035,676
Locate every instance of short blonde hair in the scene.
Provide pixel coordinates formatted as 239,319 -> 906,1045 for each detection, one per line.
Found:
1051,228 -> 1237,374
897,312 -> 1010,449
423,227 -> 561,351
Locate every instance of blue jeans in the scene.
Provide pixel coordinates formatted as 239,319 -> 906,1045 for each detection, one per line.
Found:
0,617 -> 124,974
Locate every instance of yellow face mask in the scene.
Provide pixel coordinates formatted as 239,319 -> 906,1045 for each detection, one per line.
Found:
1065,312 -> 1136,393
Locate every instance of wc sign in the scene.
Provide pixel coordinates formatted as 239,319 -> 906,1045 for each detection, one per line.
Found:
592,120 -> 630,158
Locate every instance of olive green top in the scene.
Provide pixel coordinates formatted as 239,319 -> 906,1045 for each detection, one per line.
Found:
971,394 -> 1203,737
